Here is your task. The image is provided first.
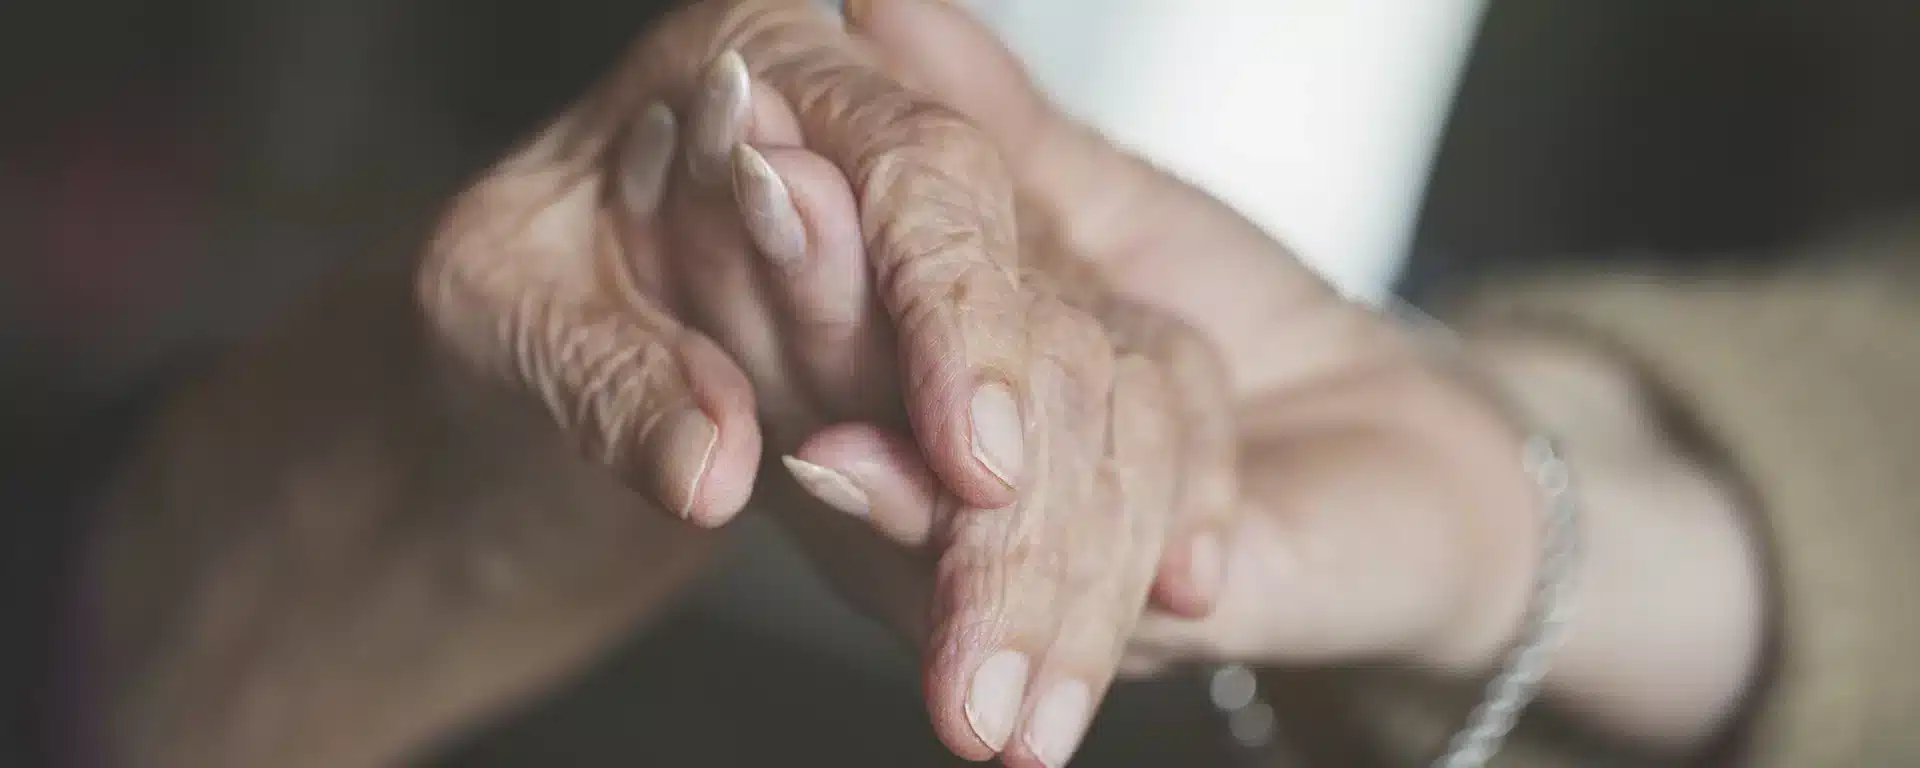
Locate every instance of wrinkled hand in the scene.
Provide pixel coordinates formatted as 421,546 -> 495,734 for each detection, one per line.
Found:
847,0 -> 1547,679
419,1 -> 1233,765
650,27 -> 1238,768
419,0 -> 1031,531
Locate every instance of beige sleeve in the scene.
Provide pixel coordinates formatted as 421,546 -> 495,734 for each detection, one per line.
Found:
1452,245 -> 1920,765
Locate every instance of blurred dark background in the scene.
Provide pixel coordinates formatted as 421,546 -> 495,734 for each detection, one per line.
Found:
5,0 -> 1920,765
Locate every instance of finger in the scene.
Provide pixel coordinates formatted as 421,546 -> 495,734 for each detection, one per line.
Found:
679,50 -> 896,421
1115,652 -> 1173,680
1007,354 -> 1178,768
854,0 -> 1355,402
688,51 -> 806,185
784,422 -> 947,548
919,300 -> 1119,762
1130,427 -> 1476,663
503,310 -> 761,529
708,17 -> 1032,511
608,101 -> 765,525
734,144 -> 899,416
1102,304 -> 1239,618
602,0 -> 1025,517
425,101 -> 762,528
661,54 -> 808,433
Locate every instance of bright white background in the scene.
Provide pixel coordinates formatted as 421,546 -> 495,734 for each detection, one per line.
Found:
975,0 -> 1487,301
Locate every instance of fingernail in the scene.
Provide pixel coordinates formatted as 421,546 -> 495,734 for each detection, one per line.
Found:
1189,532 -> 1224,602
967,650 -> 1029,751
781,456 -> 869,517
1025,679 -> 1091,768
732,144 -> 808,267
652,407 -> 720,524
621,102 -> 677,215
969,382 -> 1024,488
692,50 -> 751,184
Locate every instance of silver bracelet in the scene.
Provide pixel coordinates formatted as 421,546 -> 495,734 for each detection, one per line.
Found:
1204,295 -> 1583,768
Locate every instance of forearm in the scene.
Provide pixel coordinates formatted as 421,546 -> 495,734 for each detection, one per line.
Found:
80,255 -> 717,768
1468,330 -> 1767,752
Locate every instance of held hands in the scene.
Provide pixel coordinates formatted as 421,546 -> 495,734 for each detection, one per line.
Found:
647,34 -> 1237,767
835,0 -> 1550,685
418,0 -> 1556,764
417,1 -> 1235,765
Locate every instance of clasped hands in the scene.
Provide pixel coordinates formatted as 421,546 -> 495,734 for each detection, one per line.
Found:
419,1 -> 1541,766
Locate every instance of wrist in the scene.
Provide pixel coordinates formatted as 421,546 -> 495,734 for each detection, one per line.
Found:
1455,325 -> 1767,749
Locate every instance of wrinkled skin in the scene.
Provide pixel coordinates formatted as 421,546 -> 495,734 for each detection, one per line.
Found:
830,0 -> 1547,683
417,1 -> 1236,765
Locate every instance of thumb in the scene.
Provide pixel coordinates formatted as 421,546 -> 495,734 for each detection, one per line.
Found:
420,102 -> 763,529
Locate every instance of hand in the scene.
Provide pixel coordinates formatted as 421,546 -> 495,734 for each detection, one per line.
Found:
855,6 -> 1766,752
418,0 -> 1033,533
650,36 -> 1236,767
844,0 -> 1544,675
423,1 -> 1232,764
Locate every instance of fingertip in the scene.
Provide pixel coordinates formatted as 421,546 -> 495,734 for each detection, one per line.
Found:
921,376 -> 1026,510
689,49 -> 751,184
924,632 -> 1024,762
754,147 -> 863,275
680,408 -> 760,529
793,423 -> 943,546
780,455 -> 871,519
1014,677 -> 1092,768
1116,653 -> 1171,680
967,379 -> 1025,491
618,101 -> 677,217
860,331 -> 1026,508
647,407 -> 724,526
1151,529 -> 1225,618
730,144 -> 809,267
673,333 -> 763,527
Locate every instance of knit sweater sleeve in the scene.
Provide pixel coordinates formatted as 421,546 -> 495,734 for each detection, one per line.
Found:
1450,235 -> 1920,765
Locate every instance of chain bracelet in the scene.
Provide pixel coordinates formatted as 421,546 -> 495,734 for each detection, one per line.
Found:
1204,295 -> 1583,768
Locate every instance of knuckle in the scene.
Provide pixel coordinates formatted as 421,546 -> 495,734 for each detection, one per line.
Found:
569,334 -> 681,470
885,229 -> 996,312
859,105 -> 1016,261
503,297 -> 683,470
889,257 -> 1021,398
874,207 -> 1015,334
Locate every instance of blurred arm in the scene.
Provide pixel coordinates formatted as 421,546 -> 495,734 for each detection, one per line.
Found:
1466,327 -> 1766,752
1452,242 -> 1920,763
78,256 -> 718,768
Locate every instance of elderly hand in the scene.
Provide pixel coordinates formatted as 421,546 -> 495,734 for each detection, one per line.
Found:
852,10 -> 1771,753
837,0 -> 1550,684
420,1 -> 1235,765
647,23 -> 1241,768
420,0 -> 1029,530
